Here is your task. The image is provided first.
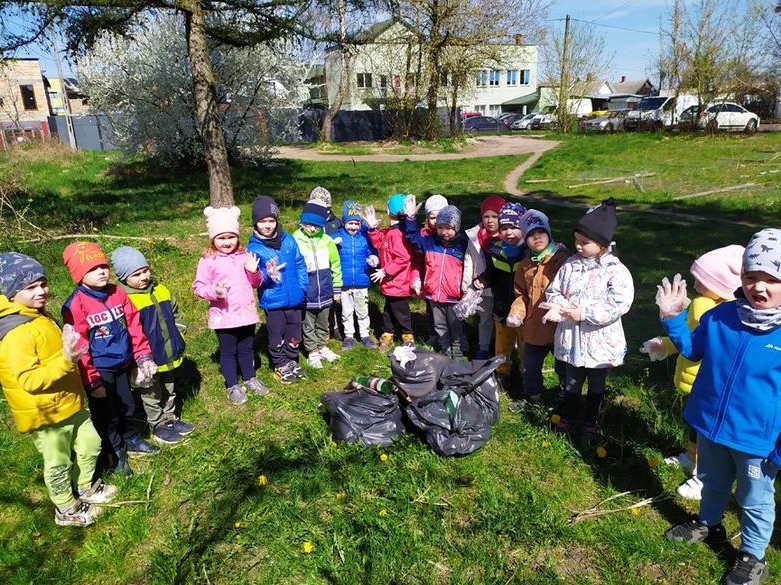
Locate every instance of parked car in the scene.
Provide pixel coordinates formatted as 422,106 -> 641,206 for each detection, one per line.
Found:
510,112 -> 537,130
701,102 -> 759,133
678,104 -> 704,130
582,109 -> 629,133
497,113 -> 526,128
463,116 -> 501,133
625,94 -> 698,131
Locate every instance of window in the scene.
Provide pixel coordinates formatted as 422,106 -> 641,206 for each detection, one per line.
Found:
440,71 -> 449,87
356,73 -> 372,89
380,75 -> 388,89
489,70 -> 500,87
19,85 -> 37,111
520,69 -> 530,85
506,70 -> 518,86
476,70 -> 487,87
489,104 -> 502,117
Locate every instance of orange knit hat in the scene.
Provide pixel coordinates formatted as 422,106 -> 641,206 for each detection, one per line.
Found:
62,242 -> 109,284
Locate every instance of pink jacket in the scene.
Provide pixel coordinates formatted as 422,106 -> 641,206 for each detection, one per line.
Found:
192,250 -> 263,330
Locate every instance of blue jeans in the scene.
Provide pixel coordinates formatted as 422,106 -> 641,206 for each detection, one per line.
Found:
522,342 -> 565,397
697,434 -> 777,559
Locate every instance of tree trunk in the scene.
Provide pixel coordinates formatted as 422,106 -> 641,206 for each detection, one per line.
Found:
322,0 -> 348,142
183,1 -> 234,207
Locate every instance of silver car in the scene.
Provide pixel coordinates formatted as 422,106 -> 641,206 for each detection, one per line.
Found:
510,113 -> 537,130
583,110 -> 628,133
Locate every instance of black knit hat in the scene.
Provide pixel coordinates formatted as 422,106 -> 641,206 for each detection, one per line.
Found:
252,195 -> 280,224
575,198 -> 617,247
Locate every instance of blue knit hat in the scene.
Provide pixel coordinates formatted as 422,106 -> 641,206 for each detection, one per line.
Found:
498,203 -> 526,229
342,200 -> 363,224
387,194 -> 407,217
435,205 -> 461,231
300,201 -> 327,227
0,252 -> 45,299
520,209 -> 552,240
111,246 -> 149,282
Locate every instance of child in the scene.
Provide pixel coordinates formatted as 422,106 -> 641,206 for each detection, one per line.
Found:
292,201 -> 343,369
334,200 -> 378,350
465,194 -> 506,359
661,229 -> 781,585
472,203 -> 527,390
111,246 -> 194,444
246,195 -> 308,384
643,245 -> 743,500
402,196 -> 472,360
0,253 -> 116,527
421,194 -> 448,348
363,193 -> 419,353
506,209 -> 568,410
310,186 -> 343,341
544,198 -> 634,440
192,206 -> 269,404
61,241 -> 159,475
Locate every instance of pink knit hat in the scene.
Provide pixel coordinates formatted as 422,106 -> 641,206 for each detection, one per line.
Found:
690,244 -> 744,300
204,206 -> 240,240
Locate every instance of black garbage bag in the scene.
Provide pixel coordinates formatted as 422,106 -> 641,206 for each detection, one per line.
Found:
389,349 -> 453,399
404,355 -> 504,456
320,384 -> 404,448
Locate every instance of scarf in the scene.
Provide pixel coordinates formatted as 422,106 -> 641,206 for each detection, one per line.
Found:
254,227 -> 282,250
735,289 -> 781,332
478,227 -> 501,250
530,242 -> 563,264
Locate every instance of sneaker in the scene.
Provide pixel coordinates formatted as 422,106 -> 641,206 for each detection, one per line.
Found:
401,333 -> 415,348
274,363 -> 297,384
475,349 -> 491,360
78,480 -> 118,504
172,418 -> 194,436
55,499 -> 103,527
319,347 -> 341,362
227,384 -> 248,404
724,551 -> 768,585
289,362 -> 306,379
509,394 -> 544,413
342,337 -> 355,350
676,476 -> 704,500
152,421 -> 183,444
378,333 -> 394,353
451,345 -> 465,361
665,517 -> 727,544
109,448 -> 134,477
246,377 -> 270,396
126,435 -> 161,456
360,336 -> 377,349
664,451 -> 696,475
307,351 -> 324,369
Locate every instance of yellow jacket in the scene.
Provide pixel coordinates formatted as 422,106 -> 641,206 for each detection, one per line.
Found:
0,296 -> 86,432
660,296 -> 719,394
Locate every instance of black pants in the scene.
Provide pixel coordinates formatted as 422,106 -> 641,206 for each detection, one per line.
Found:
265,308 -> 302,369
561,365 -> 608,424
382,296 -> 413,336
88,367 -> 138,457
216,324 -> 256,387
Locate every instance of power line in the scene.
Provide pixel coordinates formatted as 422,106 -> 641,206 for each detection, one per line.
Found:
547,16 -> 658,36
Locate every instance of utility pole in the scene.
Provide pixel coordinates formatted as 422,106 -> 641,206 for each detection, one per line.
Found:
557,15 -> 571,132
50,23 -> 77,149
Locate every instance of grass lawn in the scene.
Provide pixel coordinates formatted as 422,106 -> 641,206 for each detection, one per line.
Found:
1,132 -> 781,585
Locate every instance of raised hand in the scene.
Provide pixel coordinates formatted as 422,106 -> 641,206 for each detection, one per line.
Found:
362,205 -> 380,229
656,273 -> 690,319
403,194 -> 421,217
245,252 -> 260,273
640,337 -> 667,361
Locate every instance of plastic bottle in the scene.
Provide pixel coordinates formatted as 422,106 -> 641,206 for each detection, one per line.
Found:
352,376 -> 396,394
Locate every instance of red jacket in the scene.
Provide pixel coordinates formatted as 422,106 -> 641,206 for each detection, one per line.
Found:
367,225 -> 419,298
62,284 -> 152,391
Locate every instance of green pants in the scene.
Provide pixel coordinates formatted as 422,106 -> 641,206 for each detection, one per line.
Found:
302,307 -> 329,353
139,369 -> 177,429
31,409 -> 102,509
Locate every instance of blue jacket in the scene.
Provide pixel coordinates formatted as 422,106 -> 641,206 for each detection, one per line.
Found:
663,300 -> 781,459
335,227 -> 375,289
246,230 -> 308,310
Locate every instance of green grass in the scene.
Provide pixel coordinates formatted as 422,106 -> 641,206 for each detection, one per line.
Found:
1,133 -> 780,584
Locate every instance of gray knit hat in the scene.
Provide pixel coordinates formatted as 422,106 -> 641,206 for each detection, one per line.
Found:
111,246 -> 149,282
520,209 -> 552,240
743,228 -> 781,279
0,252 -> 46,299
435,205 -> 461,231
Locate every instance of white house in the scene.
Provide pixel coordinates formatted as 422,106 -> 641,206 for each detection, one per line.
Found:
324,19 -> 539,117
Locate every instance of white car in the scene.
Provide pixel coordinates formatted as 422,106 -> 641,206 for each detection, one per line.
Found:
701,102 -> 759,133
510,113 -> 537,130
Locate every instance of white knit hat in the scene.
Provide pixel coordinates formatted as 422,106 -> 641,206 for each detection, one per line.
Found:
424,194 -> 448,215
204,206 -> 240,240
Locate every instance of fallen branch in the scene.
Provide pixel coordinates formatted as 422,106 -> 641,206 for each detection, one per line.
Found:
568,490 -> 673,525
673,183 -> 757,200
568,173 -> 656,190
22,233 -> 179,243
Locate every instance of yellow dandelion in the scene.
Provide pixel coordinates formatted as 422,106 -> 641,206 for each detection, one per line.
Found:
257,474 -> 268,486
234,521 -> 242,528
551,414 -> 561,425
27,197 -> 33,202
329,440 -> 337,448
596,446 -> 607,458
380,453 -> 388,462
92,226 -> 98,232
379,509 -> 388,517
647,456 -> 660,469
631,507 -> 641,516
302,541 -> 314,553
335,491 -> 345,499
541,440 -> 551,448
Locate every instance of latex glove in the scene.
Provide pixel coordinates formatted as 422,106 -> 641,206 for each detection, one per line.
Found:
334,294 -> 341,303
61,324 -> 87,363
505,314 -> 522,328
539,302 -> 565,323
640,337 -> 667,361
332,236 -> 343,246
90,383 -> 107,398
213,281 -> 227,298
562,306 -> 583,321
134,357 -> 157,388
362,205 -> 381,229
472,279 -> 485,291
656,273 -> 690,319
245,252 -> 260,273
266,258 -> 286,284
411,279 -> 421,296
403,194 -> 421,218
366,255 -> 379,268
370,268 -> 386,283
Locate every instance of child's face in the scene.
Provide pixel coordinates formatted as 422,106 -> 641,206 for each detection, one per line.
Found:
426,212 -> 438,229
436,224 -> 456,242
525,228 -> 550,253
481,210 -> 500,235
255,217 -> 277,237
11,278 -> 48,309
213,233 -> 239,254
741,270 -> 781,310
301,223 -> 321,236
126,266 -> 151,289
344,220 -> 361,235
81,264 -> 110,289
574,232 -> 604,259
500,224 -> 522,246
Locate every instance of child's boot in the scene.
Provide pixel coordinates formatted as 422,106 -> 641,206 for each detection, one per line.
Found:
401,333 -> 415,348
378,333 -> 394,353
554,392 -> 580,435
112,448 -> 134,477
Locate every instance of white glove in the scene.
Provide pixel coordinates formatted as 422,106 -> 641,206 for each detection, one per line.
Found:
366,255 -> 379,268
656,273 -> 690,319
266,258 -> 286,284
134,358 -> 158,388
362,205 -> 380,229
403,194 -> 421,218
411,279 -> 421,296
332,236 -> 343,245
505,314 -> 522,328
539,302 -> 565,323
370,268 -> 386,283
61,324 -> 87,363
640,337 -> 667,361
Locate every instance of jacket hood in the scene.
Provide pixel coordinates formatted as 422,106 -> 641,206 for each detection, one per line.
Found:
0,295 -> 36,340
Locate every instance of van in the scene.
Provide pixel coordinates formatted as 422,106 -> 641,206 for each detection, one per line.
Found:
529,99 -> 593,130
625,94 -> 699,131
